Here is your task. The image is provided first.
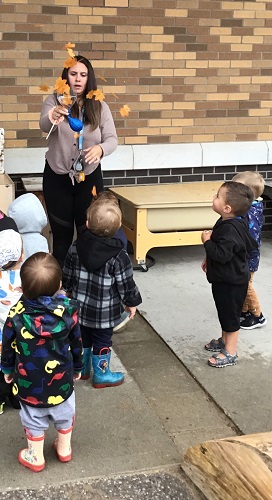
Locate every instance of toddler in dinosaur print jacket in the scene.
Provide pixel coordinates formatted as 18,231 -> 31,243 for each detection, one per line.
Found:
1,252 -> 83,472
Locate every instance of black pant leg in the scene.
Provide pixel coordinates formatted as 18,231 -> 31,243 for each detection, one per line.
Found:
80,325 -> 94,349
92,327 -> 113,355
0,371 -> 10,403
43,162 -> 75,267
80,325 -> 113,355
74,164 -> 104,230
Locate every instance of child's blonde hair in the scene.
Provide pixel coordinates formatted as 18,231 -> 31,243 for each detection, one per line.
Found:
92,190 -> 119,206
86,199 -> 122,238
232,171 -> 264,199
20,252 -> 61,299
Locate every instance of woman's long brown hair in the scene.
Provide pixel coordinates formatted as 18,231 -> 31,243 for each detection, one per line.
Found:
61,55 -> 101,131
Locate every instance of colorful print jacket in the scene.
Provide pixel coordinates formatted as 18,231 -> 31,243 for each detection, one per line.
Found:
1,294 -> 83,408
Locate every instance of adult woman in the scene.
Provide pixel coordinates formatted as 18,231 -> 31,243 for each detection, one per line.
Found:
40,55 -> 117,267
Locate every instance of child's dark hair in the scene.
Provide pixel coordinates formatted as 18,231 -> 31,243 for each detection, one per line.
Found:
222,181 -> 254,216
20,252 -> 62,299
86,199 -> 121,238
232,171 -> 264,199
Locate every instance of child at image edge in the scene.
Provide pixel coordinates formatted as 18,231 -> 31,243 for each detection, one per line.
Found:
62,194 -> 142,387
1,252 -> 83,472
202,181 -> 258,368
0,219 -> 24,415
232,171 -> 267,330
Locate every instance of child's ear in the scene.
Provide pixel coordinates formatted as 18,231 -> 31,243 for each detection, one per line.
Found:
19,251 -> 24,263
86,219 -> 89,229
224,204 -> 232,214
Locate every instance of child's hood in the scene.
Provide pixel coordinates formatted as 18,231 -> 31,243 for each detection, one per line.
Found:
16,294 -> 79,340
218,217 -> 258,254
8,193 -> 47,234
76,228 -> 123,271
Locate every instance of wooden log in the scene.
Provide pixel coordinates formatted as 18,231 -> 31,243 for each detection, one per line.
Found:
182,432 -> 272,500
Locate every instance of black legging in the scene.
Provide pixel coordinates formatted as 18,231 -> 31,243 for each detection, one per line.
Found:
43,161 -> 103,267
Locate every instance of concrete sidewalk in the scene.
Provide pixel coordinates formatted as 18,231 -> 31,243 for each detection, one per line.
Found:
0,315 -> 235,498
134,239 -> 272,436
0,241 -> 271,498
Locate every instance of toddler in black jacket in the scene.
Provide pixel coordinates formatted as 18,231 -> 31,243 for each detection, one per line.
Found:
201,181 -> 257,367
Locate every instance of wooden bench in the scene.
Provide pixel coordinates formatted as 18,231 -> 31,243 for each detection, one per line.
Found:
110,181 -> 222,267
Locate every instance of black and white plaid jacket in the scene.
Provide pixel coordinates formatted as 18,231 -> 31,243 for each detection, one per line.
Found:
62,230 -> 142,329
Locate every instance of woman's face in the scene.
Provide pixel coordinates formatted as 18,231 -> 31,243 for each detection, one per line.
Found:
67,61 -> 88,97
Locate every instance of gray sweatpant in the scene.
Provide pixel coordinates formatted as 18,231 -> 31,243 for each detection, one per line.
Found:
19,391 -> 75,437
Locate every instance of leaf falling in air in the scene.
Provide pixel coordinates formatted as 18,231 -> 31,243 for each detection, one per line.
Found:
111,92 -> 119,99
54,77 -> 69,94
61,93 -> 73,106
98,74 -> 108,83
74,132 -> 80,139
39,84 -> 50,92
86,89 -> 105,102
39,44 -> 76,103
67,47 -> 76,58
65,42 -> 75,49
119,104 -> 131,117
92,185 -> 97,197
64,57 -> 77,69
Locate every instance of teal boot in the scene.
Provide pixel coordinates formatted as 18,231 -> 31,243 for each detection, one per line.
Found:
92,347 -> 124,389
81,347 -> 92,380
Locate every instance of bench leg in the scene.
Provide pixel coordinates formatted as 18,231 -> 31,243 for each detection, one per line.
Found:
135,209 -> 152,265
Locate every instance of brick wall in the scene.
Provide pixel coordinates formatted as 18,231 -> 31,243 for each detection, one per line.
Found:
2,1 -> 272,147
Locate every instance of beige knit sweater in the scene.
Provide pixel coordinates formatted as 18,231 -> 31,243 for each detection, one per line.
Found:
39,94 -> 118,176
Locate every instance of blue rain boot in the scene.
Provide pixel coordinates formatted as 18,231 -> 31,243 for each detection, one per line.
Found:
92,347 -> 124,389
81,347 -> 92,380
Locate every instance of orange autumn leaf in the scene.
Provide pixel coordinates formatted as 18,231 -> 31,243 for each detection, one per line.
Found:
98,74 -> 108,83
54,77 -> 69,94
92,185 -> 97,197
93,89 -> 105,102
65,42 -> 75,49
64,56 -> 77,69
74,132 -> 83,139
67,47 -> 76,58
61,93 -> 73,106
119,104 -> 130,117
39,84 -> 50,92
86,89 -> 105,102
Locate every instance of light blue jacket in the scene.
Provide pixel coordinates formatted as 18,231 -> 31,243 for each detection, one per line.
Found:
8,193 -> 49,261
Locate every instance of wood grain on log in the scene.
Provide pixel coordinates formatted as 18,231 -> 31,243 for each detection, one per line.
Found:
182,432 -> 272,500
